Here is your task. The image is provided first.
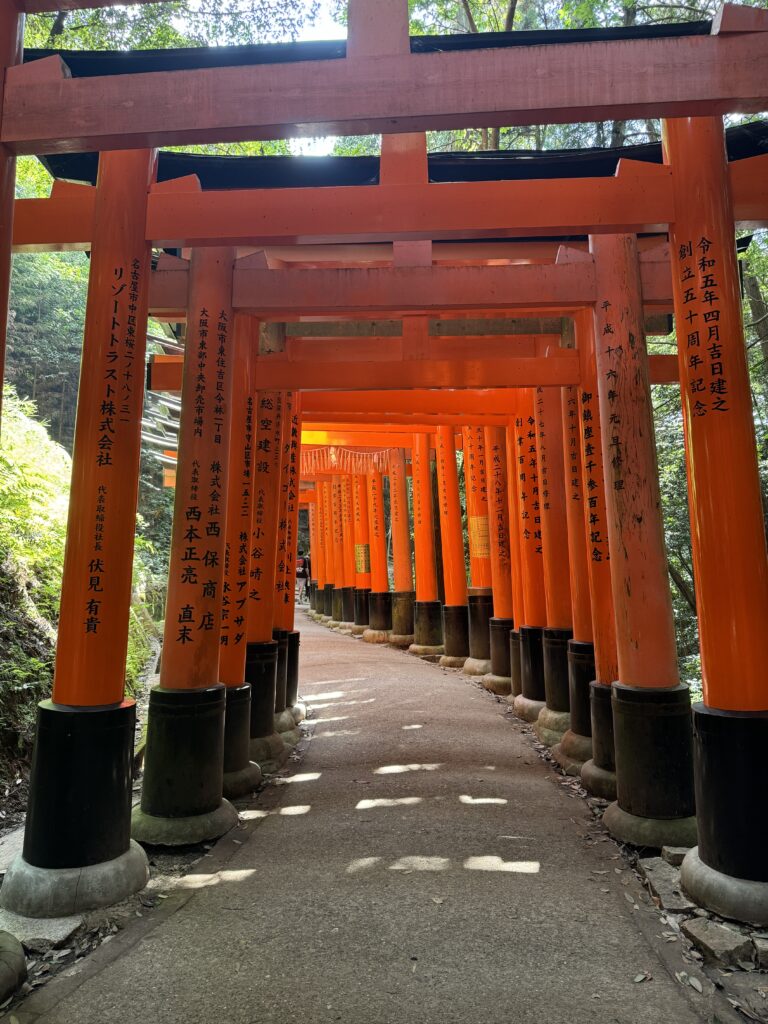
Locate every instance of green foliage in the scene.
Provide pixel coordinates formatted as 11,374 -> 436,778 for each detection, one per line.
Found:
7,250 -> 90,453
0,388 -> 69,753
0,387 -> 71,622
24,1 -> 320,49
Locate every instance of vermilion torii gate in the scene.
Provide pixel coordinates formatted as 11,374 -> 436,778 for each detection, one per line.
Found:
2,0 -> 768,930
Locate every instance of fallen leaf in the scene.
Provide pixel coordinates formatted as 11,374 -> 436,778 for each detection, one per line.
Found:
689,977 -> 703,993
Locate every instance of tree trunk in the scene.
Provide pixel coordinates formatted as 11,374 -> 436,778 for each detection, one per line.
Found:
745,269 -> 768,369
668,560 -> 696,615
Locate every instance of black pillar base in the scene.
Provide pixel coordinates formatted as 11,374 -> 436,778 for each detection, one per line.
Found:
286,630 -> 301,708
411,600 -> 444,653
568,641 -> 595,739
536,627 -> 573,747
467,588 -> 493,662
322,584 -> 334,618
543,628 -> 572,713
273,628 -> 289,713
680,705 -> 768,923
690,705 -> 768,883
222,684 -> 262,799
354,588 -> 371,627
483,616 -> 513,695
513,625 -> 545,721
552,640 -> 595,775
390,591 -> 416,646
331,588 -> 344,624
246,640 -> 279,739
367,591 -> 392,632
509,630 -> 522,698
308,580 -> 318,611
23,700 -> 135,870
602,683 -> 697,848
340,586 -> 355,624
131,685 -> 238,846
581,681 -> 617,799
441,604 -> 469,661
0,698 -> 150,917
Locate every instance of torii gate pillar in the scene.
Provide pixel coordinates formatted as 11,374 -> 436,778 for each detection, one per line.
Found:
132,248 -> 240,847
591,233 -> 696,849
363,469 -> 392,641
665,116 -> 768,924
389,448 -> 416,647
1,150 -> 155,917
436,426 -> 470,668
461,426 -> 494,676
409,433 -> 444,657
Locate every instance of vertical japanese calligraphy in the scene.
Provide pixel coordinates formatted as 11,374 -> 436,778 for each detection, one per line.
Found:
52,150 -> 155,706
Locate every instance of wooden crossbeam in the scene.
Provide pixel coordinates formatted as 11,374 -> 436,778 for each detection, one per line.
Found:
143,259 -> 677,319
13,155 -> 768,252
4,24 -> 767,153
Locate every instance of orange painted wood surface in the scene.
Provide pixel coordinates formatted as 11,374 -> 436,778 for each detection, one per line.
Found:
13,158 -> 768,252
247,391 -> 286,642
412,433 -> 438,603
484,426 -> 515,620
367,470 -> 389,593
389,448 -> 413,593
534,385 -> 573,629
5,32 -> 767,153
52,150 -> 155,705
219,317 -> 256,685
435,425 -> 468,608
159,248 -> 236,689
512,392 -> 547,627
591,234 -> 678,688
574,311 -> 619,686
462,425 -> 492,589
352,472 -> 372,590
561,386 -> 594,644
665,116 -> 768,711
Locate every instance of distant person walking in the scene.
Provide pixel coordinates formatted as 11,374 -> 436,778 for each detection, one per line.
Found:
296,549 -> 311,603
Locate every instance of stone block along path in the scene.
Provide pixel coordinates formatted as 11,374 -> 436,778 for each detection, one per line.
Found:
16,615 -> 705,1024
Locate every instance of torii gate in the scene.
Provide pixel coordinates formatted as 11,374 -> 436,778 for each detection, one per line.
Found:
1,0 -> 767,932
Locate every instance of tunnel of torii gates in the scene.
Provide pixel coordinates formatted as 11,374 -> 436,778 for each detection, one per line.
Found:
1,0 -> 768,929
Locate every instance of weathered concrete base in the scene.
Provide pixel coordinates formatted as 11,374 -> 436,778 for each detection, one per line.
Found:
439,654 -> 468,669
327,620 -> 341,629
534,707 -> 571,748
291,702 -> 307,724
338,621 -> 356,635
482,673 -> 511,696
132,801 -> 237,848
318,614 -> 331,623
462,657 -> 491,677
513,694 -> 545,723
0,908 -> 82,951
222,761 -> 263,800
249,733 -> 290,774
603,801 -> 698,849
274,710 -> 296,734
408,643 -> 445,659
280,728 -> 301,748
351,624 -> 366,636
681,847 -> 768,926
0,841 -> 149,918
363,628 -> 390,644
580,759 -> 617,800
551,730 -> 592,776
388,633 -> 414,648
0,930 -> 26,1003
